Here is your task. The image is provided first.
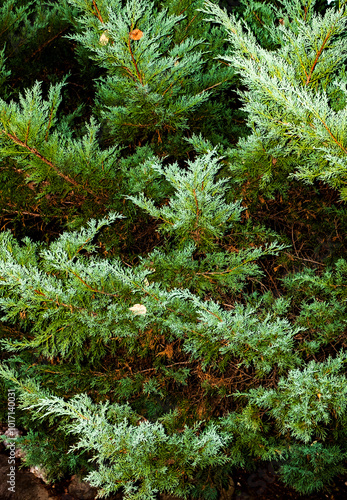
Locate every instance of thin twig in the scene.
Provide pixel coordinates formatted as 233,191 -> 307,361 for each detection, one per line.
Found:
1,130 -> 96,195
128,30 -> 143,84
24,28 -> 69,62
284,252 -> 325,266
306,30 -> 332,85
92,0 -> 104,23
1,210 -> 43,217
198,80 -> 226,95
67,269 -> 120,298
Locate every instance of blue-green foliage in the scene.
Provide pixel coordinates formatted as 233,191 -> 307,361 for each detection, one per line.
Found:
0,80 -> 121,195
128,149 -> 244,249
242,354 -> 347,442
203,0 -> 347,199
280,442 -> 347,494
0,0 -> 347,499
0,365 -> 230,499
66,0 -> 237,150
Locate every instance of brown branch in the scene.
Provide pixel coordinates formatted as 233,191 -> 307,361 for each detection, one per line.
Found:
196,257 -> 258,277
92,0 -> 104,23
24,28 -> 69,63
317,117 -> 347,154
128,30 -> 143,84
277,116 -> 347,155
162,83 -> 173,97
67,269 -> 120,298
253,11 -> 264,26
1,209 -> 43,217
200,306 -> 223,322
135,361 -> 192,374
121,65 -> 138,81
1,130 -> 96,195
178,14 -> 198,44
121,122 -> 151,128
284,252 -> 325,266
30,288 -> 84,314
305,30 -> 331,85
184,15 -> 197,33
196,267 -> 240,276
198,80 -> 226,95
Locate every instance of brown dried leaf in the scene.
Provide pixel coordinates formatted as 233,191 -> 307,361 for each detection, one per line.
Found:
99,31 -> 109,45
130,29 -> 143,40
156,344 -> 174,359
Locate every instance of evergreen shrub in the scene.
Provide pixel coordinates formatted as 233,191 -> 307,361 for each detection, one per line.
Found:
0,0 -> 346,498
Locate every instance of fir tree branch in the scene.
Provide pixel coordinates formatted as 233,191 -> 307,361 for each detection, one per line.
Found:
198,305 -> 223,322
179,14 -> 198,44
0,129 -> 96,195
67,269 -> 120,298
133,361 -> 191,374
197,80 -> 226,95
66,402 -> 90,421
121,66 -> 138,81
315,116 -> 347,155
122,122 -> 151,128
252,10 -> 264,26
196,259 -> 256,276
162,83 -> 173,96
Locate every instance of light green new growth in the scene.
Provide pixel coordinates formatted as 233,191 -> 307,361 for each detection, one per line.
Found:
0,81 -> 121,195
202,0 -> 347,198
128,150 -> 243,248
0,364 -> 230,499
66,0 -> 229,144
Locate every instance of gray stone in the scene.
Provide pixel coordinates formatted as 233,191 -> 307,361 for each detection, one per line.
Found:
3,428 -> 23,450
4,428 -> 22,439
29,464 -> 49,484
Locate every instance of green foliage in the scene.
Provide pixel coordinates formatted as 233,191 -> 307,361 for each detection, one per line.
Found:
280,442 -> 347,494
0,0 -> 347,498
0,45 -> 11,98
66,0 -> 237,152
0,365 -> 230,499
0,0 -> 76,96
203,0 -> 347,199
281,258 -> 347,351
0,207 -> 288,373
7,429 -> 91,482
242,354 -> 347,442
128,149 -> 244,249
0,80 -> 121,195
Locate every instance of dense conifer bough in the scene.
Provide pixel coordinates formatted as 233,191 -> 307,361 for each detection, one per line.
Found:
0,0 -> 346,499
203,0 -> 347,198
65,0 -> 236,148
